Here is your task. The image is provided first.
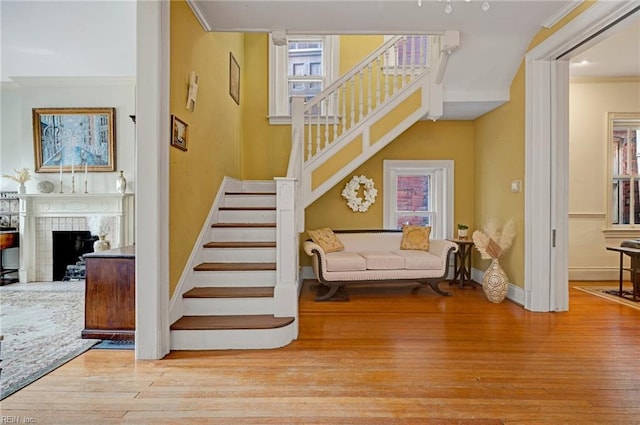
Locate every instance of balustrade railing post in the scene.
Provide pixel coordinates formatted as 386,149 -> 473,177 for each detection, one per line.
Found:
274,177 -> 299,321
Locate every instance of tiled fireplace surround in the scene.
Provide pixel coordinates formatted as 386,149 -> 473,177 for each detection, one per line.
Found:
18,194 -> 134,282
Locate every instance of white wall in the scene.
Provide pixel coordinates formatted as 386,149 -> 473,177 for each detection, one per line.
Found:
569,78 -> 640,280
0,77 -> 136,194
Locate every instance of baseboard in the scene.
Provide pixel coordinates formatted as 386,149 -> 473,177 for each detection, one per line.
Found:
568,267 -> 620,281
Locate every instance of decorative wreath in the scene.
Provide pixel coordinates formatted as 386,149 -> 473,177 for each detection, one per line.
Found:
341,175 -> 378,212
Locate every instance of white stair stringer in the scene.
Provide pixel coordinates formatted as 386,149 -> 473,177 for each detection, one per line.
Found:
169,178 -> 297,351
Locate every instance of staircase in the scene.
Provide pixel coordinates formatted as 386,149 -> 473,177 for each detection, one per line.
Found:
169,33 -> 456,350
170,180 -> 298,350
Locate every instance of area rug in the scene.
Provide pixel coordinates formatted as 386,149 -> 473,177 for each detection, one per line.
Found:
0,281 -> 99,400
573,285 -> 640,311
92,340 -> 135,350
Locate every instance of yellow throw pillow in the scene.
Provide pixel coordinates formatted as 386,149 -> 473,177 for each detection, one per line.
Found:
307,228 -> 345,253
400,225 -> 431,251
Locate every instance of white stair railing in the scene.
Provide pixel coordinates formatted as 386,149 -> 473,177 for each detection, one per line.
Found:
300,35 -> 431,163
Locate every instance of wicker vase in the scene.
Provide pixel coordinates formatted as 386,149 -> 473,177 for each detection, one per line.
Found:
482,259 -> 508,303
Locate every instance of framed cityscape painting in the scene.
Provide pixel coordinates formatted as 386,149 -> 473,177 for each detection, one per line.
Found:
32,107 -> 116,172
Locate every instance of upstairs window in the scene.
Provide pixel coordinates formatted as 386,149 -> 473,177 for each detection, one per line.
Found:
269,35 -> 338,124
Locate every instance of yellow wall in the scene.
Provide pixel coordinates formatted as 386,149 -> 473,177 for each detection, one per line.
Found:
472,1 -> 595,287
170,1 -> 244,295
242,34 -> 384,179
303,120 -> 475,265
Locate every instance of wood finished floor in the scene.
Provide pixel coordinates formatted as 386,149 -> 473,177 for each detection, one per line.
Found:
1,280 -> 639,424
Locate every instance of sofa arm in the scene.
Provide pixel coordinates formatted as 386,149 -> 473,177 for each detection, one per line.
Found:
428,239 -> 459,258
303,240 -> 327,276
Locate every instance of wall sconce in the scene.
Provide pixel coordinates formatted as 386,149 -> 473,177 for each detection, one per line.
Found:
186,71 -> 199,112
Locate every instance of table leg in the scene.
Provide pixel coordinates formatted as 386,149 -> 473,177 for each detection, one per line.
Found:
619,252 -> 624,297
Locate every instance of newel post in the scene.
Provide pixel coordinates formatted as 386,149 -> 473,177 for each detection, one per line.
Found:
274,177 -> 299,323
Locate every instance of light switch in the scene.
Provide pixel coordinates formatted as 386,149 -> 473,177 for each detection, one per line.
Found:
511,180 -> 522,193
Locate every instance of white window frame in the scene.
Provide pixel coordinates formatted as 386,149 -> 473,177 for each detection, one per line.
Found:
268,34 -> 339,125
383,160 -> 454,239
605,112 -> 640,237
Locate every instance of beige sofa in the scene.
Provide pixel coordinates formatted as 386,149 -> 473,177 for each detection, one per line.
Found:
303,230 -> 458,301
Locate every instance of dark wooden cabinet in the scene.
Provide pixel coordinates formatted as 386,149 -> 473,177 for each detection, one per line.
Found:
82,245 -> 135,341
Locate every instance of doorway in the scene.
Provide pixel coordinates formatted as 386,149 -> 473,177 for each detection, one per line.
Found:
525,2 -> 640,312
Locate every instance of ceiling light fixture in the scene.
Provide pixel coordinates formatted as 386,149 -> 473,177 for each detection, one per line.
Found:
433,0 -> 490,13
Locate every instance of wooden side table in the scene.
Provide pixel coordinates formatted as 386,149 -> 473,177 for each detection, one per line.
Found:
448,238 -> 476,288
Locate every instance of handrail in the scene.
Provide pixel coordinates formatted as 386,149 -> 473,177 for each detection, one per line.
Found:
304,35 -> 404,111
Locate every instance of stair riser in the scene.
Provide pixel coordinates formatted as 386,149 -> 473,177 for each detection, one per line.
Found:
170,325 -> 296,350
210,227 -> 276,242
191,270 -> 276,286
201,248 -> 276,263
182,298 -> 275,316
223,195 -> 276,208
218,210 -> 276,223
238,181 -> 276,192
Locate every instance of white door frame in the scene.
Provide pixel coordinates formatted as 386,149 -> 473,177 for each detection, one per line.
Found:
135,0 -> 171,359
524,1 -> 640,312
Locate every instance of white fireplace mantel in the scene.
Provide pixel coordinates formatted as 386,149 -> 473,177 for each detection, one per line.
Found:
18,193 -> 134,282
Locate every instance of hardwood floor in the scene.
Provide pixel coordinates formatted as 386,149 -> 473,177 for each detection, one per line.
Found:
2,280 -> 639,424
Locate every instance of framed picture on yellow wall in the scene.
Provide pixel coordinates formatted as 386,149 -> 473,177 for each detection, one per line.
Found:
171,115 -> 188,151
229,52 -> 240,105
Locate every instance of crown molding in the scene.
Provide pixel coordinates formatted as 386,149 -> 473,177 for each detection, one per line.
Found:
7,76 -> 135,88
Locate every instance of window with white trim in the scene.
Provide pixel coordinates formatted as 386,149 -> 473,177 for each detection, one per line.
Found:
383,35 -> 430,68
383,160 -> 453,239
268,35 -> 339,125
608,113 -> 640,227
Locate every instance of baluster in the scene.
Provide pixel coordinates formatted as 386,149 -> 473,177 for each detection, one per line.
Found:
409,36 -> 416,81
367,64 -> 373,114
401,36 -> 408,88
358,70 -> 364,122
341,85 -> 347,135
350,77 -> 355,128
306,116 -> 312,160
392,41 -> 398,94
376,56 -> 381,108
333,91 -> 339,141
316,106 -> 321,155
384,49 -> 390,102
422,35 -> 428,68
324,98 -> 329,148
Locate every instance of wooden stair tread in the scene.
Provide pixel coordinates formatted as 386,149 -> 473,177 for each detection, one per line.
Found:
194,262 -> 276,271
171,315 -> 294,331
211,222 -> 276,228
219,207 -> 276,211
204,241 -> 276,248
225,192 -> 276,196
184,287 -> 274,298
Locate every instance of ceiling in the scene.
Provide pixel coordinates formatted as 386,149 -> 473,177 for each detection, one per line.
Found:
190,0 -> 640,119
189,0 -> 583,119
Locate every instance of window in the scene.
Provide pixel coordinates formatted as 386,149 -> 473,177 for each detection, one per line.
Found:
384,160 -> 453,239
383,35 -> 429,68
608,113 -> 640,228
269,35 -> 339,124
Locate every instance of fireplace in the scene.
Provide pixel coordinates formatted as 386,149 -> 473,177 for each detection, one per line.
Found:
17,194 -> 134,282
52,231 -> 96,281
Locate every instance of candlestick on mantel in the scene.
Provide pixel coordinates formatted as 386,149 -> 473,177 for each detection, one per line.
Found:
84,163 -> 88,193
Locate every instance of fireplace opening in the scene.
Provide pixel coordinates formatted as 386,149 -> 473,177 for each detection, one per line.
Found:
52,231 -> 97,281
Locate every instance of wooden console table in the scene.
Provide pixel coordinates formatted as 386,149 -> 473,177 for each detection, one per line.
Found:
82,245 -> 135,341
0,230 -> 19,285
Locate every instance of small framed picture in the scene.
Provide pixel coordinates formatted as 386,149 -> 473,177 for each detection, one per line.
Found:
229,52 -> 240,105
171,115 -> 188,151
